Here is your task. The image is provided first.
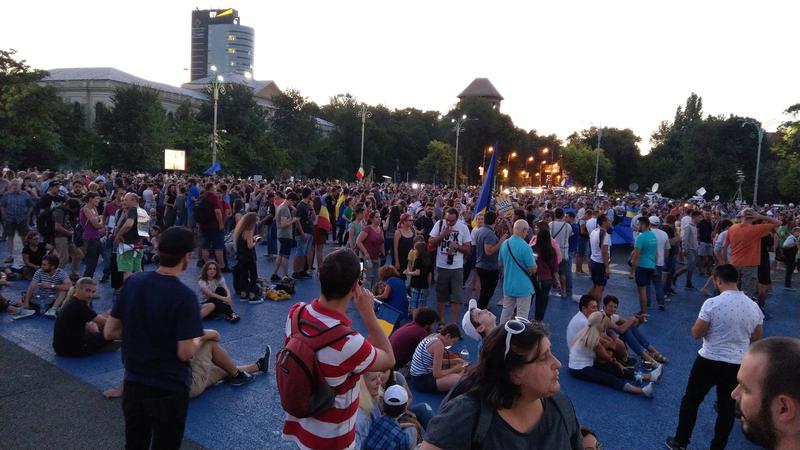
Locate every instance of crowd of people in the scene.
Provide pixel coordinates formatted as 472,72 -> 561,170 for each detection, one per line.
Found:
1,166 -> 799,450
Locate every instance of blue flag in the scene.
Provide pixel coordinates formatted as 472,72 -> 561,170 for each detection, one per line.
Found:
472,146 -> 497,226
204,161 -> 221,175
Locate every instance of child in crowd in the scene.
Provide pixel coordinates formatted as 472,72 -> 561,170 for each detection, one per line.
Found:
405,241 -> 432,315
364,385 -> 413,450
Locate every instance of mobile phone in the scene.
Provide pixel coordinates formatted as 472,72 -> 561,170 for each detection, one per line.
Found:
358,261 -> 365,286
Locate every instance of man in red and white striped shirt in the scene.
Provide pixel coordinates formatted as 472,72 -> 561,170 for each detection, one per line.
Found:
283,249 -> 395,450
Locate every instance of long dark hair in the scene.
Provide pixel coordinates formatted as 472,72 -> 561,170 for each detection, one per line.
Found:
458,321 -> 550,409
534,223 -> 555,262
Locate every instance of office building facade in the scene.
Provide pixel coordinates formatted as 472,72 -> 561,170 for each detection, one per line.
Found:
191,8 -> 254,81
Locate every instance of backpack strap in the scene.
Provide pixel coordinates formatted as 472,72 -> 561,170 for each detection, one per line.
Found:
291,303 -> 354,351
548,393 -> 579,441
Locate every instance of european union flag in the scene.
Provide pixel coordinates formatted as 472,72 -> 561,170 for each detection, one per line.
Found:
204,161 -> 221,175
472,146 -> 497,226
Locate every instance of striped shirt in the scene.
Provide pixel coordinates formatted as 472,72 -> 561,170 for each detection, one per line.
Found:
282,299 -> 377,450
409,334 -> 438,376
32,268 -> 68,295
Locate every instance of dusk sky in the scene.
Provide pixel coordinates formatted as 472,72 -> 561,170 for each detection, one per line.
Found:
2,0 -> 798,152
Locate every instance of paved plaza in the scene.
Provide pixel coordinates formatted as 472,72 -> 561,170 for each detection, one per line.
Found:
0,242 -> 797,449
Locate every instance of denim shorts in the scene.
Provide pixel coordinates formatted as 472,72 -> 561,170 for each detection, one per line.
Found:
201,228 -> 224,251
409,288 -> 428,309
295,234 -> 311,257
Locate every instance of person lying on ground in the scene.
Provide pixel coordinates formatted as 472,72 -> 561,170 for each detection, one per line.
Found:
188,329 -> 271,398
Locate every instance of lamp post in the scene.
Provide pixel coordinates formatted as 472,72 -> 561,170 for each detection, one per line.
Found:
542,147 -> 552,164
481,146 -> 493,181
506,151 -> 517,178
525,155 -> 534,174
449,114 -> 476,187
210,65 -> 225,166
357,103 -> 371,178
742,121 -> 766,205
593,125 -> 603,194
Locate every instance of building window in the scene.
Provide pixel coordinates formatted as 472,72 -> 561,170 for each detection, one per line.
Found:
227,47 -> 236,53
228,35 -> 236,41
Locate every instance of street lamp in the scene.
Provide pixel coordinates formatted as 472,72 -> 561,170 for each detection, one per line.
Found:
506,151 -> 517,169
481,146 -> 493,180
449,114 -> 477,187
357,103 -> 372,180
542,147 -> 552,164
525,155 -> 534,174
742,120 -> 772,205
591,124 -> 603,194
210,65 -> 225,166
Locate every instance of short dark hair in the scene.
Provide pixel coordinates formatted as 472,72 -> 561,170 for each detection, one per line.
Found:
554,208 -> 564,219
445,207 -> 458,218
43,254 -> 60,267
441,324 -> 461,339
713,264 -> 739,284
748,337 -> 800,409
602,295 -> 619,307
383,402 -> 406,419
579,294 -> 596,310
637,216 -> 650,227
413,307 -> 439,327
484,211 -> 497,225
597,215 -> 609,227
301,187 -> 311,199
286,192 -> 300,202
460,321 -> 550,409
157,227 -> 196,267
690,210 -> 702,218
319,249 -> 360,300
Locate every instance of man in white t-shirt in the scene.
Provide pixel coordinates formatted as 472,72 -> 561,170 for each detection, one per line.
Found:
666,264 -> 763,450
428,207 -> 472,323
587,215 -> 612,301
648,216 -> 670,311
566,295 -> 598,348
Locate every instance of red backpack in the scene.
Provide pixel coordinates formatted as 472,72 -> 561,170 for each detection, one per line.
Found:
276,303 -> 354,418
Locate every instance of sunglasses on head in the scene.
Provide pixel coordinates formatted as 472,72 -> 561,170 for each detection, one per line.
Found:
504,316 -> 532,358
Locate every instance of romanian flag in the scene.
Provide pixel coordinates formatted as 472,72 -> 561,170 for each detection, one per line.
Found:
334,193 -> 345,220
317,203 -> 332,232
356,166 -> 365,180
472,145 -> 497,227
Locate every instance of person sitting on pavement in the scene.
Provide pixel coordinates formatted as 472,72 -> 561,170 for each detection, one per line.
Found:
379,367 -> 433,432
355,371 -> 386,449
374,265 -> 409,317
197,261 -> 240,323
408,324 -> 465,394
188,329 -> 270,398
22,254 -> 72,317
364,384 -> 414,450
421,319 -> 583,449
602,295 -> 668,366
568,311 -> 662,397
21,231 -> 50,280
0,272 -> 35,319
52,277 -> 118,357
461,298 -> 498,350
389,307 -> 439,371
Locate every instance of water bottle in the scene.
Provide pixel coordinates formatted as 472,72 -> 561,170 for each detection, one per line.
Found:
634,360 -> 644,386
460,347 -> 470,363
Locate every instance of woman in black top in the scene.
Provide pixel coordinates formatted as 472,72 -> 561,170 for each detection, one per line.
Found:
21,231 -> 49,280
232,212 -> 261,302
393,213 -> 415,279
163,183 -> 177,228
757,230 -> 776,308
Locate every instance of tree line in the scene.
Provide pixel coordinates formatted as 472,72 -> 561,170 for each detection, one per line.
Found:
1,49 -> 798,202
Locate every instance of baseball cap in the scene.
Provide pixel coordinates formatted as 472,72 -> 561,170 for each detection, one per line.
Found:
383,385 -> 408,406
461,299 -> 482,341
648,216 -> 660,225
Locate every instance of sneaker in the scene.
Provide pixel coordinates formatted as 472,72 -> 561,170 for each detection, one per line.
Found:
658,305 -> 665,311
226,313 -> 241,323
239,293 -> 249,301
249,296 -> 264,305
785,287 -> 797,292
256,344 -> 272,373
11,308 -> 36,320
281,276 -> 293,283
642,382 -> 655,398
270,274 -> 280,282
228,370 -> 254,386
650,364 -> 663,383
44,306 -> 58,318
664,436 -> 686,450
299,271 -> 312,279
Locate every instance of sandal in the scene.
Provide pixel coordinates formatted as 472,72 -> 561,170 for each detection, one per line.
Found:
652,352 -> 668,364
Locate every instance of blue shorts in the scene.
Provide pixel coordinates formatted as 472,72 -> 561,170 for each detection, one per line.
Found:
635,266 -> 655,287
201,228 -> 224,251
295,234 -> 311,257
278,238 -> 293,257
410,288 -> 428,309
589,260 -> 608,286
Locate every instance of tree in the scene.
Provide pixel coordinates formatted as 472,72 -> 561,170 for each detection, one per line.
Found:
58,101 -> 100,169
95,85 -> 171,172
170,100 -> 211,173
0,49 -> 65,167
569,127 -> 640,191
417,140 -> 456,184
560,142 -> 613,188
773,103 -> 800,201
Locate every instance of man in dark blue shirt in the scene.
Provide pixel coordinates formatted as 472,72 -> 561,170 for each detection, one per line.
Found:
105,226 -> 203,450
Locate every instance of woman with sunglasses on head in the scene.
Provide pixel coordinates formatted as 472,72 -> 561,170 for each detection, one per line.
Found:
421,318 -> 582,450
569,311 -> 662,397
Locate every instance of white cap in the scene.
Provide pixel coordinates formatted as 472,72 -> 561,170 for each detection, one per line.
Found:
383,385 -> 408,406
648,216 -> 660,225
461,299 -> 482,341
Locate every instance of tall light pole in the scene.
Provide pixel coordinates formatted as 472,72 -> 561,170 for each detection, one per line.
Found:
481,146 -> 493,181
593,125 -> 603,194
357,103 -> 371,179
742,121 -> 766,206
210,65 -> 225,166
447,114 -> 476,187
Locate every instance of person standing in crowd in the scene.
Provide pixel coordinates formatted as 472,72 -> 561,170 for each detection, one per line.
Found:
674,210 -> 701,290
575,208 -> 593,275
393,212 -> 415,279
472,211 -> 507,310
498,219 -> 536,324
588,215 -> 612,302
103,227 -> 204,450
52,198 -> 83,276
532,222 -> 559,322
292,187 -> 313,279
550,208 -> 573,299
732,337 -> 800,450
421,320 -> 582,449
282,249 -> 395,450
271,192 -> 300,282
648,216 -> 670,310
1,178 -> 33,263
414,203 -> 435,242
697,210 -> 715,276
113,193 -> 144,281
661,214 -> 681,296
100,189 -> 124,283
725,208 -> 779,300
79,192 -> 105,279
198,183 -> 229,273
356,210 -> 385,289
428,207 -> 472,323
666,264 -> 764,450
781,227 -> 800,290
629,217 -> 657,318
